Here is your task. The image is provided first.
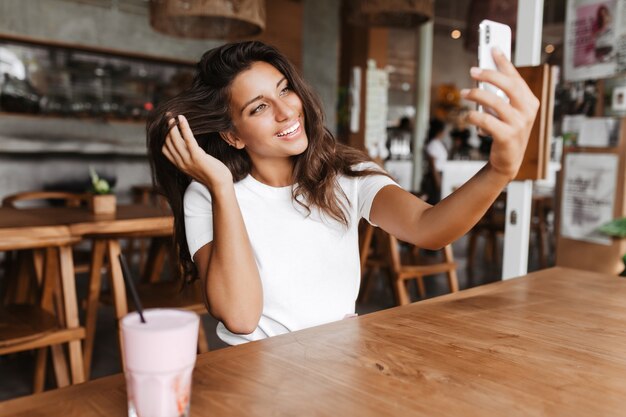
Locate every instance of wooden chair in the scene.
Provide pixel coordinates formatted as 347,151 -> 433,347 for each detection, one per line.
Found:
467,193 -> 553,271
359,222 -> 459,306
466,195 -> 506,272
0,231 -> 85,393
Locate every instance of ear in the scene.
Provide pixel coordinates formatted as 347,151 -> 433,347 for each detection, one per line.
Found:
219,131 -> 246,150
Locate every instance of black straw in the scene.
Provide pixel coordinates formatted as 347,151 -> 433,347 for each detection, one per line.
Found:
118,253 -> 146,324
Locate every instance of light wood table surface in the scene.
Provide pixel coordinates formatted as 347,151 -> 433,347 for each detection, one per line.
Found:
1,267 -> 625,416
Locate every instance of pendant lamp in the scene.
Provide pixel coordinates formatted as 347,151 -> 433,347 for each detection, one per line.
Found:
346,0 -> 434,28
150,0 -> 266,39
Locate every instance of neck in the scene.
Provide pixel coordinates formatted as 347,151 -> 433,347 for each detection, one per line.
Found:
250,157 -> 295,187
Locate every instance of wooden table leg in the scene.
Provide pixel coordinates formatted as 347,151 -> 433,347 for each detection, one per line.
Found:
83,239 -> 106,381
107,239 -> 129,320
106,239 -> 130,372
58,244 -> 85,384
36,247 -> 70,391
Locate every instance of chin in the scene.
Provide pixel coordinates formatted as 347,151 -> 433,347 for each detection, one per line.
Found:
292,136 -> 309,156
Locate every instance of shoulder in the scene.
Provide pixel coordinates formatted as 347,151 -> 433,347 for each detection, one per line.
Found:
351,161 -> 386,174
183,180 -> 213,214
184,180 -> 212,202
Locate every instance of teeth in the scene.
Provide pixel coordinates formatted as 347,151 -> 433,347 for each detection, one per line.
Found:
277,121 -> 299,137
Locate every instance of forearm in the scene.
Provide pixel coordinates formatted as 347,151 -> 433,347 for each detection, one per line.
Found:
414,163 -> 510,248
206,185 -> 262,334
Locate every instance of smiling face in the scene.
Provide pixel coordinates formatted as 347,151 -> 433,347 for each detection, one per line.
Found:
224,61 -> 308,171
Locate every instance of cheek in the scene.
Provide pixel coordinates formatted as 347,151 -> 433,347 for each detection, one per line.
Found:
238,116 -> 276,142
287,95 -> 304,113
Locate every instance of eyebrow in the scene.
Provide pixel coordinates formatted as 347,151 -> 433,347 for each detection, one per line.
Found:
240,77 -> 288,114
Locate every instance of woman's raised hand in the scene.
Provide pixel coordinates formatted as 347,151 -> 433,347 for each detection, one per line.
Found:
461,47 -> 540,180
161,115 -> 234,190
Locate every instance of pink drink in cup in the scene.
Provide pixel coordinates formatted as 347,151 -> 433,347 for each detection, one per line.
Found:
121,309 -> 200,417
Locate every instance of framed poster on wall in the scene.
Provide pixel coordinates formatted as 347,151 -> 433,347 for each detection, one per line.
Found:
564,0 -> 626,81
560,152 -> 618,245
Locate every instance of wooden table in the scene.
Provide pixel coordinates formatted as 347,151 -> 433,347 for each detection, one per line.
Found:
0,205 -> 174,380
2,267 -> 625,416
0,216 -> 85,391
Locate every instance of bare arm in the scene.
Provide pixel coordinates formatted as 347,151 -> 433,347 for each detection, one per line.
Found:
163,115 -> 262,334
370,48 -> 539,249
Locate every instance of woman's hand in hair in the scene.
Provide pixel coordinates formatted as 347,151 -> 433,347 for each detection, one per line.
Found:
162,115 -> 233,190
461,48 -> 540,180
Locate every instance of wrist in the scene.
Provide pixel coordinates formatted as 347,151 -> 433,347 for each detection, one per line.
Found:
209,181 -> 236,199
484,162 -> 515,185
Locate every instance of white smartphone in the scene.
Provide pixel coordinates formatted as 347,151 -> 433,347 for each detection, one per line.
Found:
478,19 -> 512,116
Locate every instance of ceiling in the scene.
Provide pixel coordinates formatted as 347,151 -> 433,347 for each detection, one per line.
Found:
433,0 -> 566,45
63,0 -> 566,43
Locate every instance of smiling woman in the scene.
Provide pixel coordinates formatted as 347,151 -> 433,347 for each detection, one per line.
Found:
146,41 -> 394,344
146,40 -> 539,346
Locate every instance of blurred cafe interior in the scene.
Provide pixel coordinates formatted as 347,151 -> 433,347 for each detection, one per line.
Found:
1,0 -> 626,414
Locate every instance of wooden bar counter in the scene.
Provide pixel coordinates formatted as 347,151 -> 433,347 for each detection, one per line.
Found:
1,267 -> 625,416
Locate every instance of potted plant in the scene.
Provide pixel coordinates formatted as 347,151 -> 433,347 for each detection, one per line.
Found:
88,167 -> 116,215
598,217 -> 626,277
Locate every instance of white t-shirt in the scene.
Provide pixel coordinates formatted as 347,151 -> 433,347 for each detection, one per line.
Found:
183,162 -> 398,345
426,139 -> 448,172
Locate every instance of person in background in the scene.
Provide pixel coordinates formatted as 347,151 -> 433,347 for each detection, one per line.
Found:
147,41 -> 539,346
420,118 -> 448,205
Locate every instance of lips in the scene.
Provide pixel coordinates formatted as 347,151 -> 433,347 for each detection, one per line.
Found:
276,120 -> 301,138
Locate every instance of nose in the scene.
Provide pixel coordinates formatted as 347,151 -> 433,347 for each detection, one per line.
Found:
274,99 -> 296,122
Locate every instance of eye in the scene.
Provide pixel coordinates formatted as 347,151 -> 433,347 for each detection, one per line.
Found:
251,103 -> 267,115
280,85 -> 291,96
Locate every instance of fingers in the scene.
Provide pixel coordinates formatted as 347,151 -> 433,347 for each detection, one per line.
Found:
470,49 -> 539,117
177,115 -> 196,147
461,87 -> 518,123
163,115 -> 192,165
471,67 -> 531,112
466,109 -> 510,138
491,47 -> 519,77
161,143 -> 174,164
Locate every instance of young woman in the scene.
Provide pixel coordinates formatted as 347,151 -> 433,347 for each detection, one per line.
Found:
147,41 -> 538,346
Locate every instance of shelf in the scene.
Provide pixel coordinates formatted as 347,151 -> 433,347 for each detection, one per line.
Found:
0,113 -> 147,155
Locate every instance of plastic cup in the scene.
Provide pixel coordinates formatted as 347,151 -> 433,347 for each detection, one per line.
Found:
120,309 -> 200,417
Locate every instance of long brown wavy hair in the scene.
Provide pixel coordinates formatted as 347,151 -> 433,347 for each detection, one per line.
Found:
147,41 -> 385,282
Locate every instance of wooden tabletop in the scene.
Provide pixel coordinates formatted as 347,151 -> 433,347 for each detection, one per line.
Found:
0,205 -> 173,239
2,267 -> 625,416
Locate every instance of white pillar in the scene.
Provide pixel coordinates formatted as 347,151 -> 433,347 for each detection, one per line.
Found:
502,0 -> 544,280
412,21 -> 433,190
